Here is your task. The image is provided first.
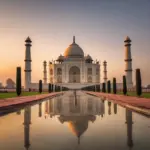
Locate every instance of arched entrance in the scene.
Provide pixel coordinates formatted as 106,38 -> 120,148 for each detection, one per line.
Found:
69,66 -> 80,83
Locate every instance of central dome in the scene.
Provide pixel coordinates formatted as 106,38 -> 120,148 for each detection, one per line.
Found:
64,36 -> 84,58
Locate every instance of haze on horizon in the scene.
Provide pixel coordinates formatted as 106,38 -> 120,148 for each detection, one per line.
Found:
0,0 -> 150,86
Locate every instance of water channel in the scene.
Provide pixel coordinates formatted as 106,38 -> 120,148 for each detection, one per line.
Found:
0,91 -> 149,150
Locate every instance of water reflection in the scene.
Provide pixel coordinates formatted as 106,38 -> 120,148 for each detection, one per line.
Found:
114,103 -> 117,114
16,110 -> 21,115
39,103 -> 42,117
42,92 -> 105,144
126,109 -> 133,149
23,106 -> 31,150
1,91 -> 144,150
22,92 -> 121,148
108,101 -> 111,115
22,96 -> 135,150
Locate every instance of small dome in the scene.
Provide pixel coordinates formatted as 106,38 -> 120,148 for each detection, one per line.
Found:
6,78 -> 15,84
43,60 -> 47,64
57,54 -> 64,61
85,54 -> 93,60
64,36 -> 84,58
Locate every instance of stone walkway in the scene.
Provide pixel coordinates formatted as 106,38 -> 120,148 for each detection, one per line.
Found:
0,92 -> 62,109
85,92 -> 150,116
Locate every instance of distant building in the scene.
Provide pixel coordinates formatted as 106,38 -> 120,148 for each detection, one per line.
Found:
6,78 -> 15,89
0,82 -> 3,88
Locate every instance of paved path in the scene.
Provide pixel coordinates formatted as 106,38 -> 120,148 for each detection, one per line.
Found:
0,92 -> 62,109
85,91 -> 150,116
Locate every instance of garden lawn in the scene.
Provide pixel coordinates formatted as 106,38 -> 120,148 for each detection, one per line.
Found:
0,92 -> 48,99
118,92 -> 150,98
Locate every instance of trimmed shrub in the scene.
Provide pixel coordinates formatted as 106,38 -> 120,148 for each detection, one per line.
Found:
51,84 -> 54,92
99,84 -> 101,92
136,69 -> 142,96
55,85 -> 57,92
102,83 -> 106,93
123,76 -> 127,95
96,84 -> 100,92
93,85 -> 96,92
16,67 -> 22,96
107,80 -> 111,93
48,83 -> 51,93
39,80 -> 42,93
113,78 -> 117,94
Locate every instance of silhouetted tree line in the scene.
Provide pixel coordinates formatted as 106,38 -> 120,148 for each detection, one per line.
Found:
48,83 -> 69,93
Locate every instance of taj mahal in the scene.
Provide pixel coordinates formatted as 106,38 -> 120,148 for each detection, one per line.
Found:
24,36 -> 133,90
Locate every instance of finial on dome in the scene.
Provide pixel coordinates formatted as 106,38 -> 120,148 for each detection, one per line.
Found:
73,36 -> 75,43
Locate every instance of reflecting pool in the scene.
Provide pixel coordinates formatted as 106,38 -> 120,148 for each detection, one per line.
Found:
0,91 -> 150,150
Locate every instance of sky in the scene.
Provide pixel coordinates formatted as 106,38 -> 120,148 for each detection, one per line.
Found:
0,0 -> 150,86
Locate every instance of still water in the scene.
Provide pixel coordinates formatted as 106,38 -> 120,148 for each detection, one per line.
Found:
0,91 -> 150,150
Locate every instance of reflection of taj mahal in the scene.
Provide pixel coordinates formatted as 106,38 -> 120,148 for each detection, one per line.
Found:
44,91 -> 105,143
47,91 -> 104,117
22,91 -> 133,149
24,36 -> 133,90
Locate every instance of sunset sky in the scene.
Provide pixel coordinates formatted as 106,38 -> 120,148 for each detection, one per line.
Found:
0,0 -> 150,86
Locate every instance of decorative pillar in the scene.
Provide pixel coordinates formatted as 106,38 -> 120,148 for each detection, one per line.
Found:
43,61 -> 47,84
103,60 -> 107,83
124,36 -> 133,85
24,37 -> 32,90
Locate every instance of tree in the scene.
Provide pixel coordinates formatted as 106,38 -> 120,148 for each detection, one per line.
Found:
48,83 -> 51,93
102,83 -> 106,93
96,84 -> 100,92
16,67 -> 22,96
51,84 -> 53,92
123,76 -> 127,95
57,85 -> 60,92
55,85 -> 57,92
113,78 -> 117,94
99,84 -> 101,92
136,69 -> 142,96
93,85 -> 96,92
107,80 -> 111,93
39,80 -> 42,93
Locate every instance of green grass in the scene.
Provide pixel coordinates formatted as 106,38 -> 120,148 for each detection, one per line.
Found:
0,92 -> 48,99
117,92 -> 150,98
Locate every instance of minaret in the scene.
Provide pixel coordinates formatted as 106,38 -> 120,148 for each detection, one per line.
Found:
124,36 -> 133,85
43,61 -> 47,84
103,61 -> 107,83
25,37 -> 32,90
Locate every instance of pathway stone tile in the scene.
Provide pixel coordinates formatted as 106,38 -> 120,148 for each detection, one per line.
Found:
86,92 -> 150,110
0,92 -> 62,108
